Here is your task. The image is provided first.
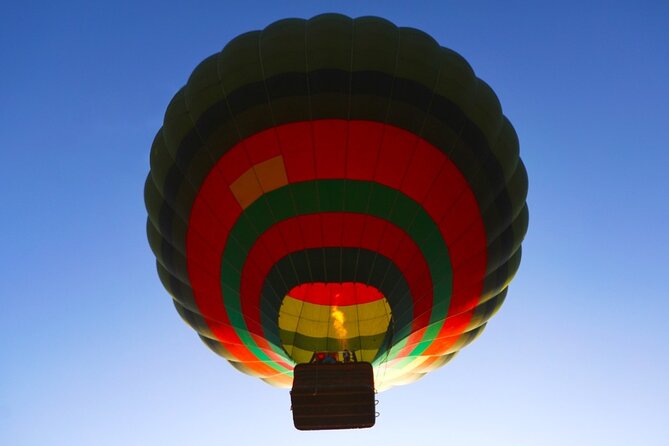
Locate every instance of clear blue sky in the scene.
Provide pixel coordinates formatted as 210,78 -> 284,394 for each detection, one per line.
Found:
2,1 -> 668,445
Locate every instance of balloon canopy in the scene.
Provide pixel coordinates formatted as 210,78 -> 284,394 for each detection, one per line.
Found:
145,13 -> 528,391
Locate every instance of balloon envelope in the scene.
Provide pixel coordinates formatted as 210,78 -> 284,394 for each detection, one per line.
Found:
145,13 -> 528,390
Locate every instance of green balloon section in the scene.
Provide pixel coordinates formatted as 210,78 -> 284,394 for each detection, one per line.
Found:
145,14 -> 528,390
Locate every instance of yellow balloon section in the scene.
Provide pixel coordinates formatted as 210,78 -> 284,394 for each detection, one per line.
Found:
278,283 -> 392,364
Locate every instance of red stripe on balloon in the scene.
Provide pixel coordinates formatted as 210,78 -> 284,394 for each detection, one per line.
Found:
238,213 -> 434,343
288,283 -> 386,306
186,120 -> 488,374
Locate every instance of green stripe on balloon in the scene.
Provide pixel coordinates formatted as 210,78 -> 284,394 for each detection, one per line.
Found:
220,179 -> 452,371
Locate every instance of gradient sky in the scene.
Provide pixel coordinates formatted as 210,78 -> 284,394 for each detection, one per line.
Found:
2,1 -> 668,445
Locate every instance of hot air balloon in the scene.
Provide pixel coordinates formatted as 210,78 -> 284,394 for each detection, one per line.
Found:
145,13 -> 528,429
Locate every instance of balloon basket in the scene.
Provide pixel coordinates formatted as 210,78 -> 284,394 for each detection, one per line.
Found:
290,361 -> 376,430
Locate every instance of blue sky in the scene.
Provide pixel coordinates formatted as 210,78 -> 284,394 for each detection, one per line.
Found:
1,1 -> 668,445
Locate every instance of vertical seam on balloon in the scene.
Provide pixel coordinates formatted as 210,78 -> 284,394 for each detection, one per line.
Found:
374,36 -> 446,343
347,16 -> 362,358
360,22 -> 402,335
256,23 -> 308,361
266,20 -> 319,362
175,75 -> 260,357
390,41 -> 450,348
290,17 -> 314,356
365,33 -> 402,285
303,18 -> 326,286
220,46 -> 292,364
212,35 -> 291,370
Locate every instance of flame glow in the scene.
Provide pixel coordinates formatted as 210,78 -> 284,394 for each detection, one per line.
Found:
331,305 -> 348,348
